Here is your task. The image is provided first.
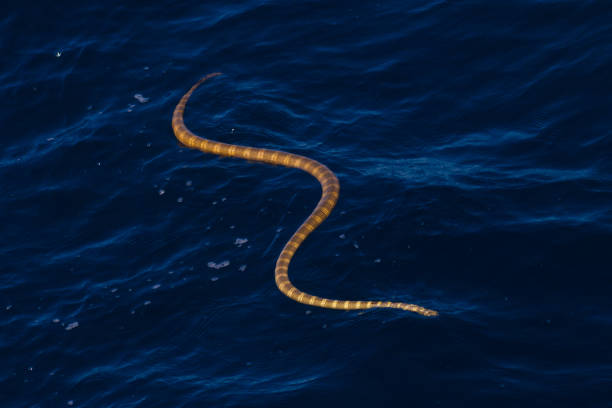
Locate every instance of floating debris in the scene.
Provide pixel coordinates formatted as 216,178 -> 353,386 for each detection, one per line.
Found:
55,50 -> 62,58
158,189 -> 165,196
65,322 -> 79,331
234,238 -> 248,247
207,260 -> 230,269
134,93 -> 149,103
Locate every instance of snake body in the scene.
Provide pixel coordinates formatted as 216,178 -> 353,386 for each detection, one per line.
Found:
172,73 -> 437,317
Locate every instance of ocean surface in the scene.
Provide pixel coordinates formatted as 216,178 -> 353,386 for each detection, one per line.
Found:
1,1 -> 611,406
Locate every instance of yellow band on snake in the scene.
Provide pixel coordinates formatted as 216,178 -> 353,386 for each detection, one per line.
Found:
172,73 -> 437,317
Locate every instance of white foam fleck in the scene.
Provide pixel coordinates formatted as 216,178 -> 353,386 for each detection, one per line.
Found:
207,260 -> 230,269
339,234 -> 346,239
5,305 -> 12,310
144,300 -> 151,306
234,238 -> 248,247
210,276 -> 219,282
65,322 -> 79,331
152,284 -> 161,290
158,189 -> 165,195
353,242 -> 359,249
67,400 -> 74,406
134,93 -> 149,103
229,225 -> 235,230
177,197 -> 183,203
185,180 -> 192,187
53,318 -> 60,323
238,264 -> 247,272
374,258 -> 381,263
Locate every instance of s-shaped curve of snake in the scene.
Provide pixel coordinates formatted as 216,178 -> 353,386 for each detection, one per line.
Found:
172,73 -> 437,317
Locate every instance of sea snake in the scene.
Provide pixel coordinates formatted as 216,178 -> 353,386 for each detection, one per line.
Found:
172,73 -> 437,317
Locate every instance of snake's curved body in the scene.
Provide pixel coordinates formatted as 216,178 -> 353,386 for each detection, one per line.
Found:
172,73 -> 437,317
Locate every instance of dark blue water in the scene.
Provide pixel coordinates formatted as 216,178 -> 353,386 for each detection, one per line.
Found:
2,1 -> 611,406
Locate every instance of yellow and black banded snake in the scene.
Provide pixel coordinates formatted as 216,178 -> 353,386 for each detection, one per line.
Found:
172,73 -> 437,317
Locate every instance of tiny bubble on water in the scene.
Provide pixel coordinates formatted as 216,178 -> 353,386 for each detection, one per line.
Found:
65,322 -> 79,331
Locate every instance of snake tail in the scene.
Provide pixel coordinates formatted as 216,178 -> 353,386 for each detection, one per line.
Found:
172,73 -> 438,317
